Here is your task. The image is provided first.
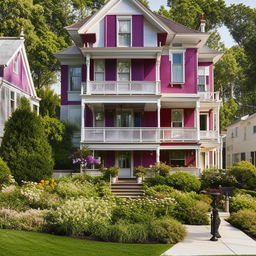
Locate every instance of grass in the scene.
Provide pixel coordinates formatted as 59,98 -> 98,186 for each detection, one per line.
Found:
0,229 -> 171,256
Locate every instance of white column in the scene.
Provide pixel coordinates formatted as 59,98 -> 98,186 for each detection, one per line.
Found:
81,100 -> 85,144
196,100 -> 200,141
86,54 -> 91,94
197,148 -> 201,170
157,99 -> 161,129
156,53 -> 161,94
156,147 -> 160,163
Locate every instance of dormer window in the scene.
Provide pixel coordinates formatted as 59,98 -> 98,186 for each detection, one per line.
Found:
198,66 -> 209,92
170,51 -> 185,84
13,58 -> 18,74
117,17 -> 131,47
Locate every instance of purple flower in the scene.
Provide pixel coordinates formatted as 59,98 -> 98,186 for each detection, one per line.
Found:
86,155 -> 95,165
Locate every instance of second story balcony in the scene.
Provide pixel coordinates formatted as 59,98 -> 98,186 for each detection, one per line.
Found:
199,91 -> 220,102
200,130 -> 219,141
84,81 -> 159,95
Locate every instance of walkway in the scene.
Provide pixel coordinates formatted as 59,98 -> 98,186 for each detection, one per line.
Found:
162,219 -> 256,256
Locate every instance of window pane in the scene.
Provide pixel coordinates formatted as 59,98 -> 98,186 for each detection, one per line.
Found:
118,73 -> 130,81
119,20 -> 131,33
70,67 -> 81,91
173,65 -> 183,83
173,53 -> 183,65
118,61 -> 130,72
198,84 -> 205,92
95,73 -> 104,81
119,34 -> 131,47
172,111 -> 182,122
173,122 -> 182,128
198,75 -> 205,85
95,60 -> 104,72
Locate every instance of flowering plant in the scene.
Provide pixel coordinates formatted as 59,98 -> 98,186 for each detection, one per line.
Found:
72,147 -> 100,167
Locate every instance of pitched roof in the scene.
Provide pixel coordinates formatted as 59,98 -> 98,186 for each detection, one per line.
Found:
155,15 -> 203,34
0,38 -> 24,66
66,16 -> 92,30
55,45 -> 81,55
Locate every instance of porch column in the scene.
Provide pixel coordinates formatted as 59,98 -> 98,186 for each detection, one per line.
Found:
196,100 -> 200,140
81,101 -> 85,144
156,53 -> 161,94
156,147 -> 160,163
86,54 -> 91,94
157,99 -> 161,128
196,148 -> 201,170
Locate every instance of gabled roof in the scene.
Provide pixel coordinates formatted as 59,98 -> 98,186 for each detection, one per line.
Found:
55,45 -> 82,55
65,16 -> 92,31
0,38 -> 24,66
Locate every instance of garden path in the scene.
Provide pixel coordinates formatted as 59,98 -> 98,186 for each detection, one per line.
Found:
162,217 -> 256,256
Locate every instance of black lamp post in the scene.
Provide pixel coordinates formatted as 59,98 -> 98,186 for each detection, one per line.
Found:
209,191 -> 221,241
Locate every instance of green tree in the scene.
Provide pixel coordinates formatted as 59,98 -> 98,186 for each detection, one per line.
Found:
158,0 -> 226,31
0,97 -> 54,183
207,30 -> 225,51
37,87 -> 60,117
139,0 -> 150,8
220,98 -> 238,131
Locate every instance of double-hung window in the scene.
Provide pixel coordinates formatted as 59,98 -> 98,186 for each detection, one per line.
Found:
171,51 -> 185,84
172,109 -> 183,128
69,67 -> 81,91
94,60 -> 105,81
118,17 -> 131,47
198,67 -> 209,92
117,61 -> 130,81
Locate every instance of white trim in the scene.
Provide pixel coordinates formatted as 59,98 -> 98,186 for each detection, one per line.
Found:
160,145 -> 200,150
117,16 -> 132,48
83,144 -> 159,151
200,113 -> 209,131
171,109 -> 184,128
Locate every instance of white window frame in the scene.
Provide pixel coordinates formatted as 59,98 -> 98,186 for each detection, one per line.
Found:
169,50 -> 185,84
200,113 -> 209,131
69,66 -> 81,92
10,91 -> 16,113
198,66 -> 209,92
94,60 -> 105,81
117,60 -> 131,82
171,109 -> 184,128
13,58 -> 18,74
117,16 -> 132,47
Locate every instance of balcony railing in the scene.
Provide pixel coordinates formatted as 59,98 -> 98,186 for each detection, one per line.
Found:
199,92 -> 220,102
200,130 -> 219,140
84,81 -> 159,95
83,128 -> 198,143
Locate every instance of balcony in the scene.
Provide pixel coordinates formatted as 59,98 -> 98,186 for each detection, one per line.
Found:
84,81 -> 159,95
82,128 -> 198,143
200,130 -> 219,141
199,92 -> 220,102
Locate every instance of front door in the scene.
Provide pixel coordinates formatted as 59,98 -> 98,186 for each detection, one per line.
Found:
117,151 -> 132,178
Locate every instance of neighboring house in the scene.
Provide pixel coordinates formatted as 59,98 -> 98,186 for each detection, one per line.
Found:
0,37 -> 39,141
55,0 -> 223,177
226,114 -> 256,167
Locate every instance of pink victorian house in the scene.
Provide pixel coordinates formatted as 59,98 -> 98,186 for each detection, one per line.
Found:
0,37 -> 39,141
56,0 -> 223,177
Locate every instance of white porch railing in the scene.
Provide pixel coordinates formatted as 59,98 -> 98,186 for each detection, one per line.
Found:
200,130 -> 219,140
83,128 -> 198,143
199,92 -> 220,101
84,81 -> 159,95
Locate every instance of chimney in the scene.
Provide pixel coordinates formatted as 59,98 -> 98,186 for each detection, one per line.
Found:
20,27 -> 24,39
199,13 -> 206,32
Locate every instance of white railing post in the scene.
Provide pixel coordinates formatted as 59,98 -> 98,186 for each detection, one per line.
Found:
196,101 -> 200,141
103,128 -> 106,143
140,128 -> 142,142
86,54 -> 91,95
81,101 -> 85,142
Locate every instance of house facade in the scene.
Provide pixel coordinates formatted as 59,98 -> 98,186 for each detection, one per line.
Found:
226,114 -> 256,167
56,0 -> 223,177
0,37 -> 39,141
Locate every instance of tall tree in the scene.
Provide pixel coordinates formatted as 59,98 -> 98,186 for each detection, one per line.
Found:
220,98 -> 238,131
158,0 -> 226,31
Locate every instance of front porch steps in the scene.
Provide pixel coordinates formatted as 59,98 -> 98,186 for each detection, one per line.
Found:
111,179 -> 144,199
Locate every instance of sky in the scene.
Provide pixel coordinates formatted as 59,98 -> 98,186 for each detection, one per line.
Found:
149,0 -> 256,48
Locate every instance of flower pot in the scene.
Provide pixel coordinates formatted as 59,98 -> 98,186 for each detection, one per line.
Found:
137,176 -> 143,184
111,176 -> 118,184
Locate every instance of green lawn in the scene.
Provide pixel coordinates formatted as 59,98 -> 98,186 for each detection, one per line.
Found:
0,229 -> 170,256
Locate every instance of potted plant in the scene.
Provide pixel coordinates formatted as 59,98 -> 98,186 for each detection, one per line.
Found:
151,162 -> 171,177
134,166 -> 148,183
101,167 -> 119,183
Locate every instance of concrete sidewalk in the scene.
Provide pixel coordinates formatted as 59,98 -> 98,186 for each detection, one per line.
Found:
162,220 -> 256,256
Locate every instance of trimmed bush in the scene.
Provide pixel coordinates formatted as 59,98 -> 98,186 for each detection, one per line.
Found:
143,175 -> 166,187
144,185 -> 175,198
0,157 -> 12,187
151,162 -> 171,177
166,171 -> 201,192
0,98 -> 54,183
229,209 -> 256,238
230,193 -> 256,213
229,161 -> 256,190
149,217 -> 186,244
200,167 -> 237,189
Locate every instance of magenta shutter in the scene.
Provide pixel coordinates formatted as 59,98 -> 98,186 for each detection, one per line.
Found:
132,15 -> 144,47
144,59 -> 156,81
104,15 -> 116,47
61,65 -> 68,105
85,105 -> 93,127
105,59 -> 117,81
131,59 -> 144,81
90,59 -> 94,81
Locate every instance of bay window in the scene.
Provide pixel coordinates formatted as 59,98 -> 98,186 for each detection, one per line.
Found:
171,51 -> 185,84
94,60 -> 105,81
171,109 -> 183,128
118,18 -> 131,47
69,67 -> 81,91
117,61 -> 130,81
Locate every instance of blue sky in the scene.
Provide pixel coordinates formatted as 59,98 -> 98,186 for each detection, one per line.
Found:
148,0 -> 256,48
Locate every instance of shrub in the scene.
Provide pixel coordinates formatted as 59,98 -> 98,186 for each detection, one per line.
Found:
238,189 -> 256,197
47,198 -> 114,236
200,167 -> 237,189
151,162 -> 171,177
229,209 -> 256,238
0,209 -> 49,232
230,194 -> 256,213
166,171 -> 201,192
0,157 -> 12,187
144,185 -> 175,198
134,166 -> 148,177
0,98 -> 54,183
101,167 -> 119,179
229,161 -> 256,190
143,175 -> 166,187
149,217 -> 186,244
